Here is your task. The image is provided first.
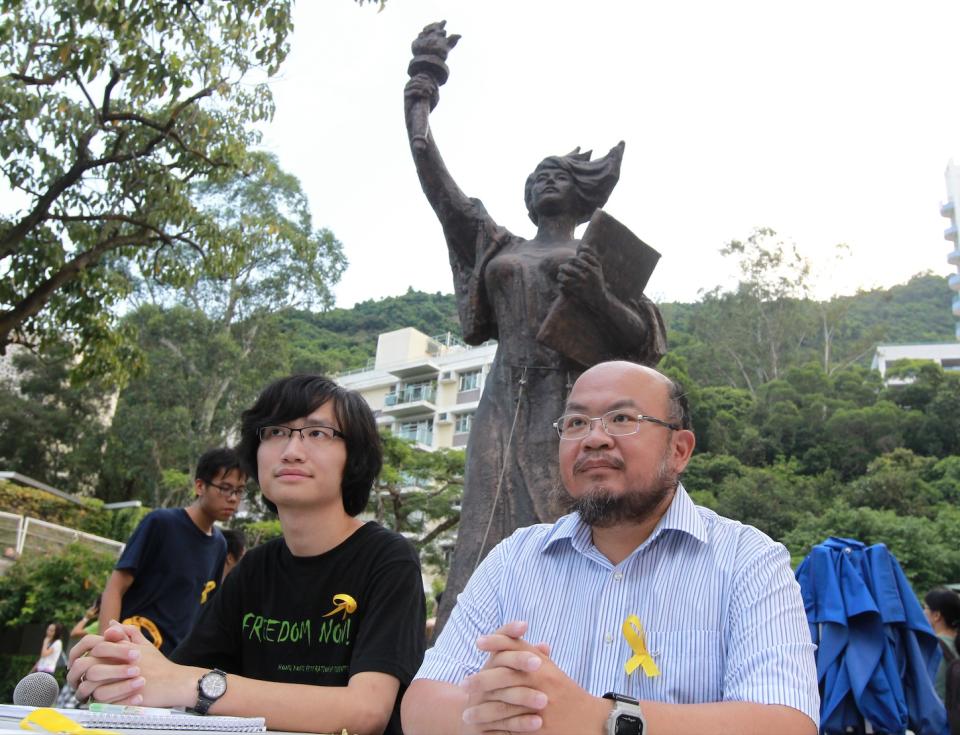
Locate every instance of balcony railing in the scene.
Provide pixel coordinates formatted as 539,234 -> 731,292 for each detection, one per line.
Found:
384,385 -> 436,406
397,427 -> 433,445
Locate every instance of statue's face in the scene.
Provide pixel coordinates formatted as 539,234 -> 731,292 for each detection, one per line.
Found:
530,165 -> 576,216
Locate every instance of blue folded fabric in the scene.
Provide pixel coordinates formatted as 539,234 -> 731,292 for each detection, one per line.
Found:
796,537 -> 948,735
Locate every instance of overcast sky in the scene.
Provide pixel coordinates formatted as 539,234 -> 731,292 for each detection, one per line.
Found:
258,0 -> 960,307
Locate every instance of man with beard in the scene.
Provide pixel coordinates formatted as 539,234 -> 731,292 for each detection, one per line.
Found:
401,361 -> 818,735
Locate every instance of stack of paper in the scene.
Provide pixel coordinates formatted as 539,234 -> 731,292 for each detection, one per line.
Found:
0,704 -> 266,732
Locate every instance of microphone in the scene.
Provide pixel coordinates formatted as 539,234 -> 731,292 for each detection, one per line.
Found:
13,671 -> 60,707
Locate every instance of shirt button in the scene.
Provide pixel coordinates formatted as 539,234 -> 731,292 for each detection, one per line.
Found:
613,572 -> 623,581
604,632 -> 613,644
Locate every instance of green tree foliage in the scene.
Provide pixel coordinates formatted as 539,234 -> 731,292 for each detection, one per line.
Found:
234,518 -> 282,547
839,449 -> 941,519
784,502 -> 960,592
883,362 -> 960,457
373,434 -> 464,574
98,152 -> 345,504
98,304 -> 285,504
669,236 -> 954,393
276,289 -> 462,376
838,274 -> 956,344
0,0 -> 295,374
0,343 -> 112,492
0,480 -> 145,540
686,228 -> 813,393
929,456 -> 960,505
676,358 -> 960,589
0,542 -> 115,628
822,401 -> 918,479
710,461 -> 823,541
0,655 -> 36,705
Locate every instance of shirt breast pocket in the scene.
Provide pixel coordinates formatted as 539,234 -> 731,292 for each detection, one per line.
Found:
634,629 -> 724,704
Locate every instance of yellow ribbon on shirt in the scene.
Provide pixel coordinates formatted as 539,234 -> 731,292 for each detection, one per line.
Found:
623,614 -> 660,677
200,580 -> 217,605
322,593 -> 357,620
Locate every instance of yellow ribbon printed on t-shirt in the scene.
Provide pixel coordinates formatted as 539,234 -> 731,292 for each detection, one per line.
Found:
121,615 -> 162,650
21,708 -> 120,735
200,579 -> 217,604
623,614 -> 660,677
322,593 -> 357,620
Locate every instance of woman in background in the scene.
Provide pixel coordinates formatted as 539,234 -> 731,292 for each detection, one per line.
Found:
924,586 -> 960,702
34,622 -> 63,674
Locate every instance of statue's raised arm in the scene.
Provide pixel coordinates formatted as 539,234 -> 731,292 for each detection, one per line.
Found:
404,21 -> 481,268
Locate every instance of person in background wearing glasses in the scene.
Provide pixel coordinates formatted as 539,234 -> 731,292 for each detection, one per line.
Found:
69,375 -> 425,735
402,361 -> 819,735
98,447 -> 244,655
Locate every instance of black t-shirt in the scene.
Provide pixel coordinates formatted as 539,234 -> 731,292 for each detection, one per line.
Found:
171,522 -> 426,735
116,508 -> 226,655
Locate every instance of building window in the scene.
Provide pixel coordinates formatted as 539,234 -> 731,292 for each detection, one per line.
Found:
455,413 -> 473,434
458,370 -> 482,392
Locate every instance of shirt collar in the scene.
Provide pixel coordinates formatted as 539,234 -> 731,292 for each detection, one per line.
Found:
656,482 -> 708,544
542,482 -> 708,556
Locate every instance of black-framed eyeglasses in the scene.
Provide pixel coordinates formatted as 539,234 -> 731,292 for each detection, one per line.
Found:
553,410 -> 680,440
257,425 -> 345,444
207,482 -> 245,499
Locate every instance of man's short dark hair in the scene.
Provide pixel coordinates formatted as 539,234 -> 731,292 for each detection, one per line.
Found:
237,374 -> 383,516
195,447 -> 243,485
667,378 -> 692,431
221,528 -> 246,559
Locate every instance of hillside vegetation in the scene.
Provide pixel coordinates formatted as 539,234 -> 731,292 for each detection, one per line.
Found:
0,272 -> 957,589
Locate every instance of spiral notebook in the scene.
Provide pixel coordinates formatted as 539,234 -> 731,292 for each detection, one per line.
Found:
0,703 -> 266,732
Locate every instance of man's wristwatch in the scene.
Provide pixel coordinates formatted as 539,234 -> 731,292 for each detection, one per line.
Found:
194,668 -> 227,715
602,692 -> 646,735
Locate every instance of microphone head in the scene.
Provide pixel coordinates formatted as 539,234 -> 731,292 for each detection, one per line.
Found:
13,671 -> 60,707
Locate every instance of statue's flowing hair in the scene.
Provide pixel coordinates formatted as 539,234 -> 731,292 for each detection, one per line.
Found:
524,140 -> 625,225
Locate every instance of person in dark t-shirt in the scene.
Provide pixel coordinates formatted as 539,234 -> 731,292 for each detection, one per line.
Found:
70,375 -> 426,735
98,448 -> 244,654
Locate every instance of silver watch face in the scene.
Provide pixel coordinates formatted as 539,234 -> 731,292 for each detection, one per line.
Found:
200,672 -> 227,698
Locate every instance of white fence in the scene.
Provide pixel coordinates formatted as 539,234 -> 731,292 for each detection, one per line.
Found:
0,511 -> 124,560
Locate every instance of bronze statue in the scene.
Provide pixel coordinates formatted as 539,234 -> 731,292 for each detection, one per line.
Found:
404,22 -> 667,631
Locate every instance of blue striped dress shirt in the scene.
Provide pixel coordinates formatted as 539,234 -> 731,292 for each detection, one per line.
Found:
416,483 -> 820,725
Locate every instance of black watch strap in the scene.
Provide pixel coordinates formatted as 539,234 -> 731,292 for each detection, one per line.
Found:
194,668 -> 227,715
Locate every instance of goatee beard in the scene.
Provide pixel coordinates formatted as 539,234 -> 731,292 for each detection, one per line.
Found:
563,456 -> 678,527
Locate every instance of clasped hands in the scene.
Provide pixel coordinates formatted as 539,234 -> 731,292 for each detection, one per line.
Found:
460,620 -> 608,735
67,619 -> 606,732
67,622 -> 189,706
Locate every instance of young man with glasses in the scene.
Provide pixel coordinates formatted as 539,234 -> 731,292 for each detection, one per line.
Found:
70,375 -> 425,735
402,360 -> 819,735
98,448 -> 244,654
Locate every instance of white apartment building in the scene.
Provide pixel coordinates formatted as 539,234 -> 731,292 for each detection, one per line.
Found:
336,328 -> 497,450
871,342 -> 960,383
941,161 -> 960,339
